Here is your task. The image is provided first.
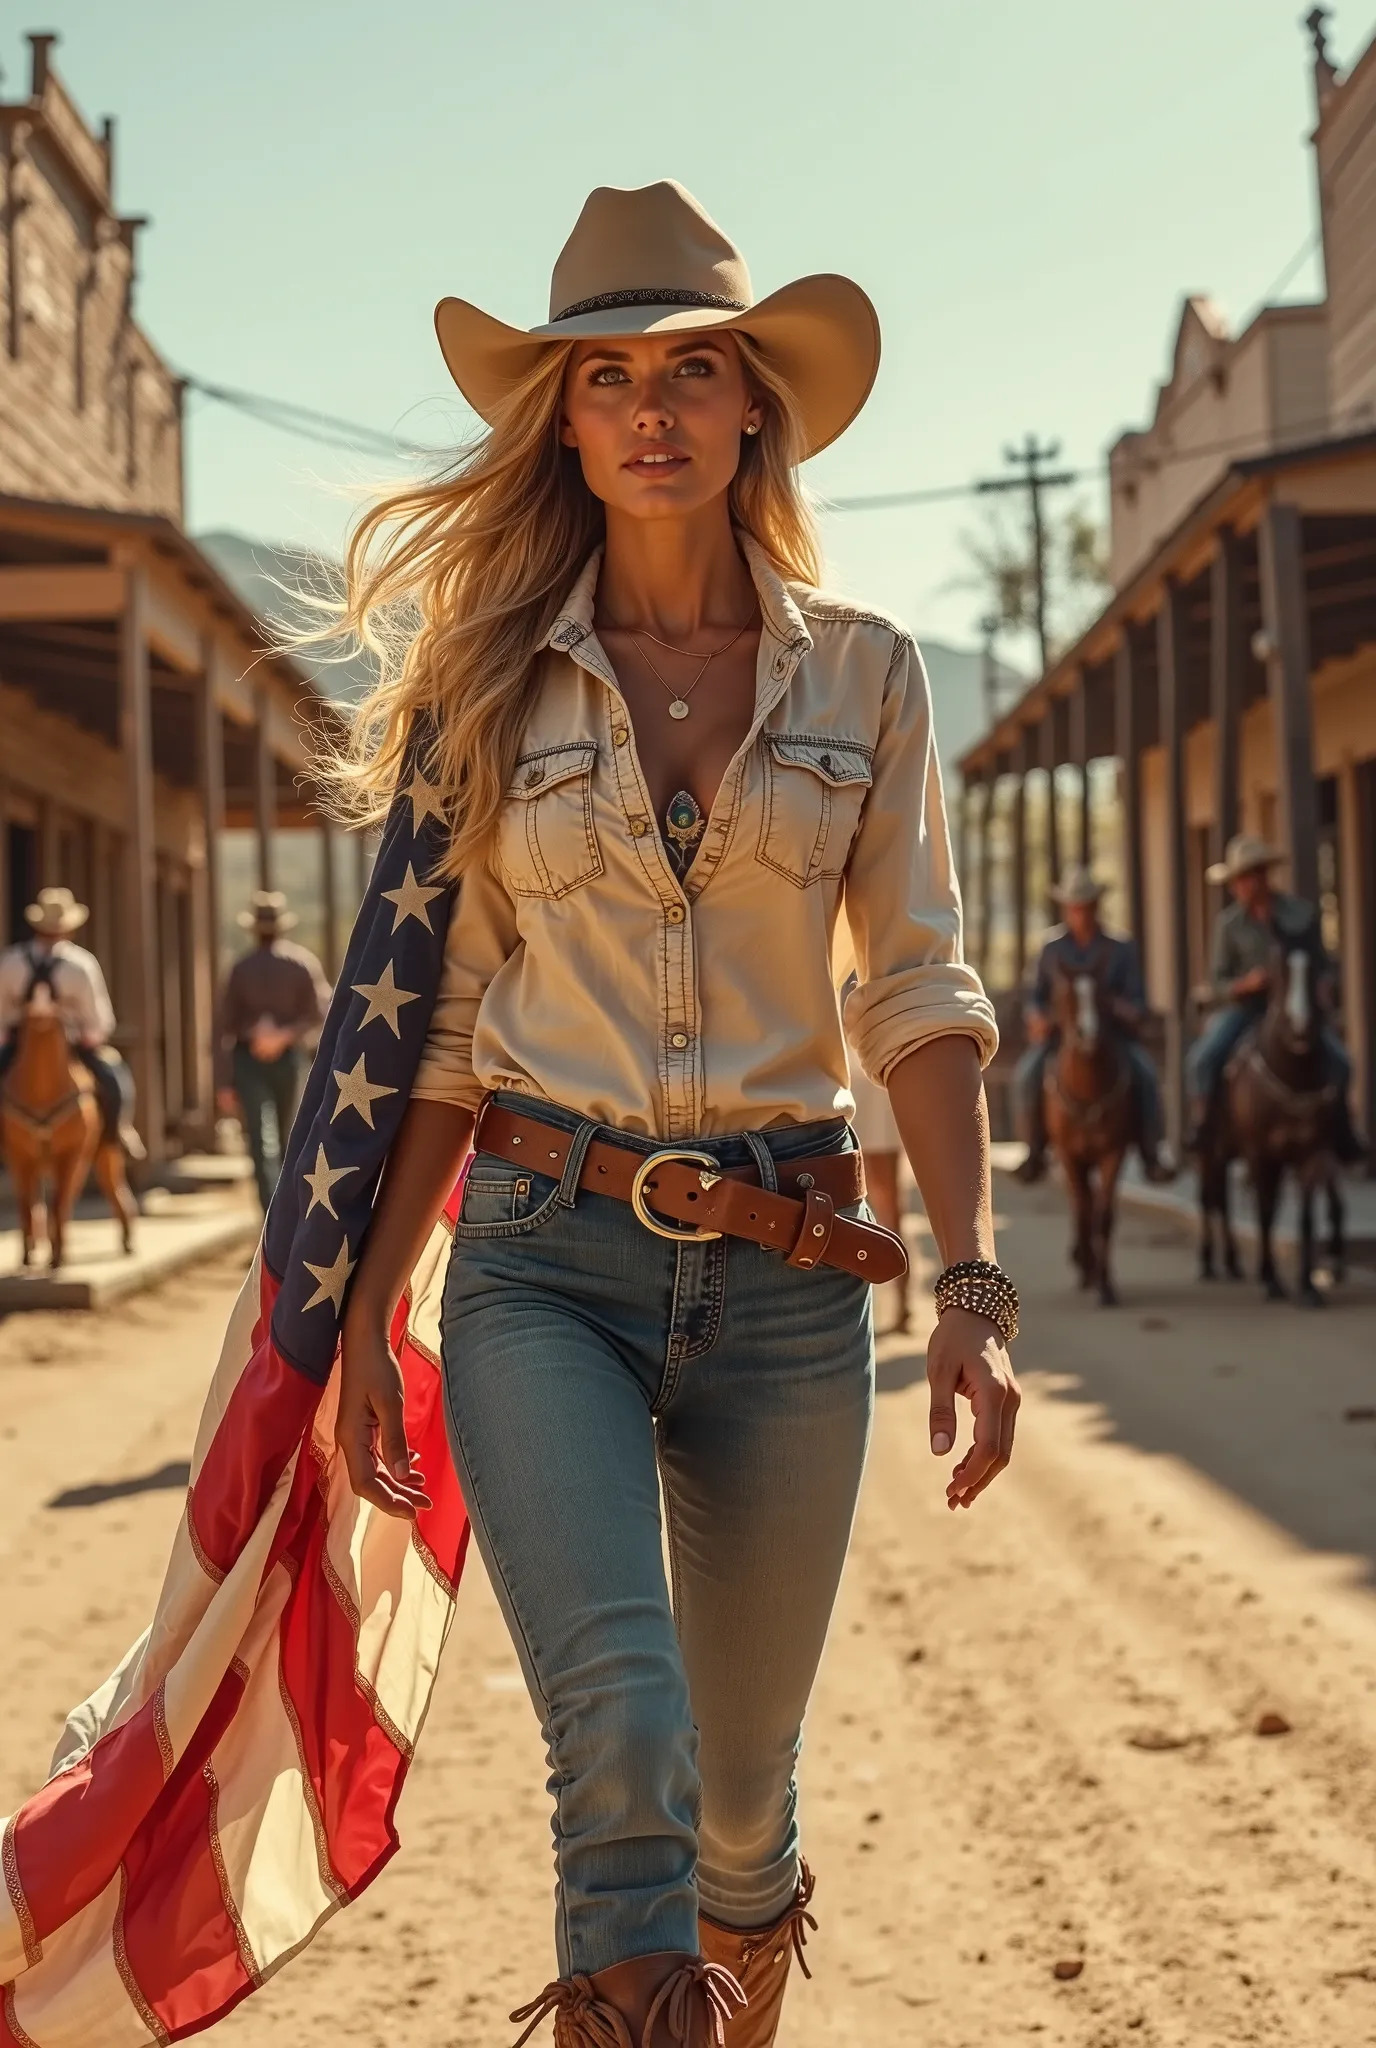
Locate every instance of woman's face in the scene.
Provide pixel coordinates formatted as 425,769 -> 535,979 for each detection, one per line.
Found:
560,331 -> 763,522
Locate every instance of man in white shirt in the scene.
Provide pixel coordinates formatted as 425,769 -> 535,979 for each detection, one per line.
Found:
0,887 -> 143,1157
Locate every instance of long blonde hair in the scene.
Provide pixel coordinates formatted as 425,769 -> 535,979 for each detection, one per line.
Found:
315,332 -> 822,882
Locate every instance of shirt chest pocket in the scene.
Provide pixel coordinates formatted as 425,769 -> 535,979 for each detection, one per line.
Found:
756,734 -> 874,887
497,741 -> 603,900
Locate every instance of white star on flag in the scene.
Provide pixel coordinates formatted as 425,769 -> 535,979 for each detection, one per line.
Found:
381,862 -> 444,934
302,1237 -> 356,1313
302,1143 -> 356,1219
405,767 -> 447,834
351,957 -> 422,1036
330,1052 -> 398,1129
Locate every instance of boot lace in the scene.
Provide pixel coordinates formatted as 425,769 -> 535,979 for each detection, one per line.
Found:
738,1859 -> 817,1980
643,1959 -> 747,2046
510,1974 -> 635,2048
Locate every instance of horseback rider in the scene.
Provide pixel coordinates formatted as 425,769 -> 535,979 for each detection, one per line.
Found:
0,886 -> 143,1158
1185,833 -> 1365,1161
1014,863 -> 1172,1185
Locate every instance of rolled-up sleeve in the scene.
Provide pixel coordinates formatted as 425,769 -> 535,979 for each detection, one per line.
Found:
411,855 -> 520,1109
842,634 -> 999,1081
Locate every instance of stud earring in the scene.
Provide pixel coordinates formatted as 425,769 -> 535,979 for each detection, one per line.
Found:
744,422 -> 760,436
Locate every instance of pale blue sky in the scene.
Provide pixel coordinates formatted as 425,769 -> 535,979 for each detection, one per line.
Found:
7,2 -> 1366,654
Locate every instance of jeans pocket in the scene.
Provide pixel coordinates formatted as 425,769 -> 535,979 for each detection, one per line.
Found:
452,1160 -> 562,1239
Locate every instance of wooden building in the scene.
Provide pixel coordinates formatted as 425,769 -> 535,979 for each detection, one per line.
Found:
0,33 -> 347,1165
958,14 -> 1376,1149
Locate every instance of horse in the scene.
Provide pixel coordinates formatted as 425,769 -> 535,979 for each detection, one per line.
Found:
0,984 -> 137,1269
1042,961 -> 1140,1306
1198,945 -> 1344,1305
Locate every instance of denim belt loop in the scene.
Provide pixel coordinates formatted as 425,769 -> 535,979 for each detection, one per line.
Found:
741,1128 -> 779,1193
556,1117 -> 601,1209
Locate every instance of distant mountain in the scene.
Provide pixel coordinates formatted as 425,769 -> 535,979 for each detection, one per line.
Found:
199,529 -> 1022,774
197,531 -> 376,708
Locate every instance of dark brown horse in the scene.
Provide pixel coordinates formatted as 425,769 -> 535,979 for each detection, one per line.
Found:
1043,962 -> 1141,1305
1198,943 -> 1344,1305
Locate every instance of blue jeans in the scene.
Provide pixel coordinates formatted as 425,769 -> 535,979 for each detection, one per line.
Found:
231,1043 -> 302,1211
439,1095 -> 875,1978
1185,1003 -> 1352,1103
1014,1037 -> 1164,1152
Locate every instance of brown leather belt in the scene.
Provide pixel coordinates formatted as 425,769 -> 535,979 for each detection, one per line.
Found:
471,1100 -> 909,1285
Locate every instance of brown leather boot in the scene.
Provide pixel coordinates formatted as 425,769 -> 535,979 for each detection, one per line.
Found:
511,1951 -> 746,2047
697,1862 -> 817,2047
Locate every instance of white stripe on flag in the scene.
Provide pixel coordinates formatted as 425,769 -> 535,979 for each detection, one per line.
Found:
8,1872 -> 158,2048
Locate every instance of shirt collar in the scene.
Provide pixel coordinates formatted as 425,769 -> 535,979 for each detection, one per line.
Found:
542,533 -> 814,671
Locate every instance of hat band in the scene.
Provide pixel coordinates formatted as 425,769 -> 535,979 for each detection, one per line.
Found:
551,286 -> 749,322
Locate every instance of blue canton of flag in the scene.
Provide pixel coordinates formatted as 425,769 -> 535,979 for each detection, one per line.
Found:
265,744 -> 455,1382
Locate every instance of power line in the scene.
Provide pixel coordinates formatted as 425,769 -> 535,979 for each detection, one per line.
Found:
974,435 -> 1078,673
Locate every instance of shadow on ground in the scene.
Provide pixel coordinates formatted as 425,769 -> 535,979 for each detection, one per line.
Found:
48,1459 -> 191,1510
999,1175 -> 1376,1584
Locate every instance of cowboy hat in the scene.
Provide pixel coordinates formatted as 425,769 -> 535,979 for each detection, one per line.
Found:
1205,833 -> 1283,885
434,180 -> 880,462
237,890 -> 298,933
25,886 -> 89,936
1050,863 -> 1105,906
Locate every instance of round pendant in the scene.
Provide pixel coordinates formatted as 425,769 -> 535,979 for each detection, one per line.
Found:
668,699 -> 690,720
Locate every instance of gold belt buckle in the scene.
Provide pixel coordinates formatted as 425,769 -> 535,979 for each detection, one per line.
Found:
630,1149 -> 724,1242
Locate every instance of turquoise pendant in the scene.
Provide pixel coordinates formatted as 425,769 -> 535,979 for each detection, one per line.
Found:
663,789 -> 707,877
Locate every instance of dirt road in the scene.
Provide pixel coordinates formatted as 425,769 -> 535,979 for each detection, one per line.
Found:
3,1181 -> 1376,2048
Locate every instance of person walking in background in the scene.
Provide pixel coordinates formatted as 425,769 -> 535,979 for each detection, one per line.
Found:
216,891 -> 331,1210
0,885 -> 143,1158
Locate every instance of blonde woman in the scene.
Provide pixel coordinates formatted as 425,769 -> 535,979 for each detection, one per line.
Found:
333,182 -> 1020,2047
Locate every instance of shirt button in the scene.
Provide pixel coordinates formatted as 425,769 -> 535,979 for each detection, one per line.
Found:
665,904 -> 686,925
524,765 -> 544,788
629,816 -> 649,837
671,1031 -> 689,1049
613,725 -> 629,746
772,655 -> 788,678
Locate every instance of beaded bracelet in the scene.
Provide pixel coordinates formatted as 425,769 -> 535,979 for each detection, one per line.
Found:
933,1258 -> 1020,1344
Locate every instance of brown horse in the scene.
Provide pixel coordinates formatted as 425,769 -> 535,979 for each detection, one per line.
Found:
0,985 -> 136,1268
1199,945 -> 1343,1306
1042,962 -> 1141,1305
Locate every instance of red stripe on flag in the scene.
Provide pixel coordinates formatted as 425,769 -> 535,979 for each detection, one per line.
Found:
189,1274 -> 323,1580
119,1667 -> 252,2038
8,1695 -> 167,1944
278,1500 -> 408,1897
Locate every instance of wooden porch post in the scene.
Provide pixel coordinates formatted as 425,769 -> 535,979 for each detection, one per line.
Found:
191,637 -> 226,1136
320,812 -> 340,980
1012,733 -> 1030,990
119,569 -> 165,1166
1256,500 -> 1319,903
1113,633 -> 1146,955
1209,527 -> 1244,864
1069,672 -> 1092,865
1157,581 -> 1192,1149
254,696 -> 276,893
1042,714 -> 1060,914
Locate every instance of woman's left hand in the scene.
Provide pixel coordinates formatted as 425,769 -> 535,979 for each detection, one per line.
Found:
925,1306 -> 1020,1510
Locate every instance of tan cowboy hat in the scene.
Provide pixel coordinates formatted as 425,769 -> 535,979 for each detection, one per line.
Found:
25,886 -> 89,936
1205,833 -> 1283,885
1050,863 -> 1105,907
237,890 -> 298,933
434,180 -> 880,461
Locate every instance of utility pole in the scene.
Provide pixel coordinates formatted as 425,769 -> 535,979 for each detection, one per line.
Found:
976,433 -> 1077,676
979,612 -> 1001,730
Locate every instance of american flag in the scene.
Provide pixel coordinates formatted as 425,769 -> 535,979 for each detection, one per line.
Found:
0,751 -> 474,2045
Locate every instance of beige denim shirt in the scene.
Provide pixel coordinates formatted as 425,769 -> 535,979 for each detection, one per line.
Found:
412,537 -> 997,1139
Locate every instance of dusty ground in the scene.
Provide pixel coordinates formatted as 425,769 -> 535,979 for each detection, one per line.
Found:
3,1182 -> 1376,2048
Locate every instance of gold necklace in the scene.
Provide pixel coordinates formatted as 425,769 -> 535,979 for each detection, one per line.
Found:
623,615 -> 755,720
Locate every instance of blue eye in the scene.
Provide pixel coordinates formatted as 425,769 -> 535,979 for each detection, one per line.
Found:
675,357 -> 713,377
589,365 -> 630,385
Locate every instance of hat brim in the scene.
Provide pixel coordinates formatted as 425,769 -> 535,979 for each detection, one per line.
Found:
434,273 -> 881,462
1205,851 -> 1282,884
1051,885 -> 1104,905
237,910 -> 298,932
25,903 -> 88,934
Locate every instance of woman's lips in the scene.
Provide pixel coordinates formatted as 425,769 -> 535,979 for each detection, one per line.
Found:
624,451 -> 689,474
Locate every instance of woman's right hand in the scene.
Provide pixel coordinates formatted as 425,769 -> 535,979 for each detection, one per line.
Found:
337,1301 -> 433,1521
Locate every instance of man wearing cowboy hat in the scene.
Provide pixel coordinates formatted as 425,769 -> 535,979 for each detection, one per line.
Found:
1014,863 -> 1171,1184
1185,833 -> 1363,1158
216,892 -> 332,1212
0,886 -> 143,1157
